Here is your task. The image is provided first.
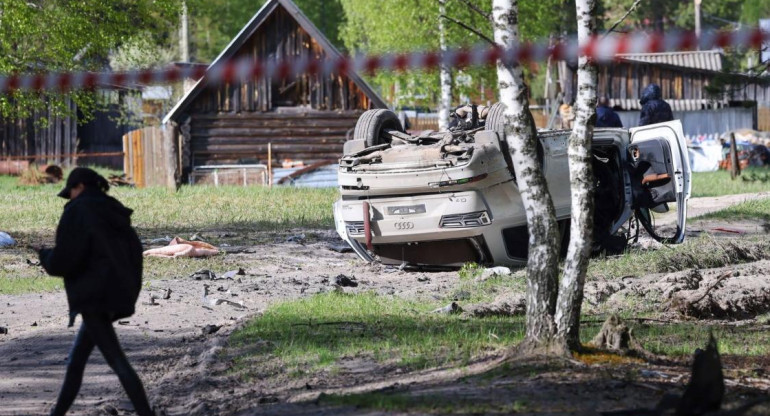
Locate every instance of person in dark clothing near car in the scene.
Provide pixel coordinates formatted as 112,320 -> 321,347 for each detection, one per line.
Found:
639,83 -> 674,126
38,167 -> 154,416
595,96 -> 623,128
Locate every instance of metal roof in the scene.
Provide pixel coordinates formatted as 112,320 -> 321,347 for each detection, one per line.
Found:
617,50 -> 723,72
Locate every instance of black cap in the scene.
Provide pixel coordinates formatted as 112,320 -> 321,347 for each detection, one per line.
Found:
57,167 -> 107,199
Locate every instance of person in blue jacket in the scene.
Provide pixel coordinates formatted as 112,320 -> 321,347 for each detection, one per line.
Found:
39,167 -> 155,416
639,84 -> 674,126
595,96 -> 623,128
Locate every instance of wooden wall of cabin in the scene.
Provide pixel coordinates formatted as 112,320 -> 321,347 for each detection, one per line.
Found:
187,110 -> 360,167
190,6 -> 371,114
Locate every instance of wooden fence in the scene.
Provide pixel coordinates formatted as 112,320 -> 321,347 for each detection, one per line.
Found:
122,125 -> 177,189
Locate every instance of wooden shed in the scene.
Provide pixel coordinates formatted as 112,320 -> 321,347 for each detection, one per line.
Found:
163,0 -> 387,183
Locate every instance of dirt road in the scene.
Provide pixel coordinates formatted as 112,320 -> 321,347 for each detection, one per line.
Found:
1,194 -> 768,415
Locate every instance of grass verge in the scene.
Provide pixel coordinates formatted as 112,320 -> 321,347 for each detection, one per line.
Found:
695,197 -> 770,223
318,391 -> 529,414
229,292 -> 525,378
691,168 -> 770,198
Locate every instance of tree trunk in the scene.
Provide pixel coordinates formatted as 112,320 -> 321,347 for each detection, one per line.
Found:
438,0 -> 452,130
492,0 -> 562,354
555,0 -> 598,350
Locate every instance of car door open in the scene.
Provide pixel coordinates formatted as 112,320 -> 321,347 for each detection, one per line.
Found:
628,120 -> 692,243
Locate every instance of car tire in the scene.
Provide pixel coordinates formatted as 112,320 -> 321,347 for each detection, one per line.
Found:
354,109 -> 404,148
484,102 -> 544,170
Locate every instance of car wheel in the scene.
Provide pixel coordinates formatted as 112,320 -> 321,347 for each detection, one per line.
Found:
354,109 -> 404,148
484,102 -> 544,174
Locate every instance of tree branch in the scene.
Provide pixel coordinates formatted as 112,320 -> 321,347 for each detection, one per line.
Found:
455,0 -> 491,22
603,0 -> 642,39
439,14 -> 495,46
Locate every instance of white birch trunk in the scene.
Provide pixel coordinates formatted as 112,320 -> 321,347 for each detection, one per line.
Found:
179,1 -> 189,62
438,0 -> 452,130
492,0 -> 561,351
555,0 -> 598,350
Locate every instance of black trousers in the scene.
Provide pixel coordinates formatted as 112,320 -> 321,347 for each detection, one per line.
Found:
50,312 -> 153,416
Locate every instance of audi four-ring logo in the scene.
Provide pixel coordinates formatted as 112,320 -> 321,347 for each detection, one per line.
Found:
394,222 -> 415,230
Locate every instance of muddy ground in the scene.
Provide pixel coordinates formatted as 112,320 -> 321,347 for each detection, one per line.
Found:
1,193 -> 769,415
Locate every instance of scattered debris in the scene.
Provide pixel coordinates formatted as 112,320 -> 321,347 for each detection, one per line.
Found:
220,246 -> 257,254
432,302 -> 463,315
30,321 -> 37,327
108,174 -> 134,187
464,296 -> 526,318
190,270 -> 216,280
101,404 -> 119,416
162,288 -> 172,300
417,275 -> 430,282
202,284 -> 247,309
144,236 -> 173,245
0,232 -> 16,247
143,237 -> 219,258
327,242 -> 353,253
145,294 -> 159,306
286,233 -> 306,243
590,314 -> 630,351
222,268 -> 246,279
334,274 -> 358,287
0,326 -> 8,335
25,258 -> 40,266
479,266 -> 512,280
201,324 -> 222,335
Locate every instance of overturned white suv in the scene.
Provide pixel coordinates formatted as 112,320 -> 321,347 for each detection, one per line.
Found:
333,104 -> 691,268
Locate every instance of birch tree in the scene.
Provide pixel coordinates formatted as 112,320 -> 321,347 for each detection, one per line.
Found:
438,0 -> 452,130
492,0 -> 563,355
554,0 -> 598,350
493,0 -> 599,355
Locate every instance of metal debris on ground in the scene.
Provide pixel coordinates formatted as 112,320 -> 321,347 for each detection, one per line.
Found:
201,324 -> 222,335
202,284 -> 247,309
190,269 -> 216,280
480,266 -> 512,280
222,268 -> 246,279
334,274 -> 358,287
0,232 -> 16,247
327,242 -> 353,253
432,302 -> 463,315
286,233 -> 306,243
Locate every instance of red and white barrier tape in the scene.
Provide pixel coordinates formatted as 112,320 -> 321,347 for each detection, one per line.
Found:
0,28 -> 767,93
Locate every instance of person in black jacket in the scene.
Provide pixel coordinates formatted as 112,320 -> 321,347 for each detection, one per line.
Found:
39,167 -> 154,416
639,83 -> 674,126
595,96 -> 623,128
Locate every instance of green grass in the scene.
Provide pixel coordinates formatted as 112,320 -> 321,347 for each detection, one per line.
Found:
695,197 -> 770,223
319,391 -> 529,414
229,292 -> 525,377
691,168 -> 770,198
0,173 -> 338,294
586,234 -> 770,280
580,320 -> 770,357
0,175 -> 338,235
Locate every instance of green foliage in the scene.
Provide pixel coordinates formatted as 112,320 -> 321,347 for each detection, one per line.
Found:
0,0 -> 179,121
339,0 -> 563,107
187,0 -> 345,63
458,262 -> 483,280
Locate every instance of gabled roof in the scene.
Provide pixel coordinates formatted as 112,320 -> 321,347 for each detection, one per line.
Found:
163,0 -> 387,124
617,50 -> 723,72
